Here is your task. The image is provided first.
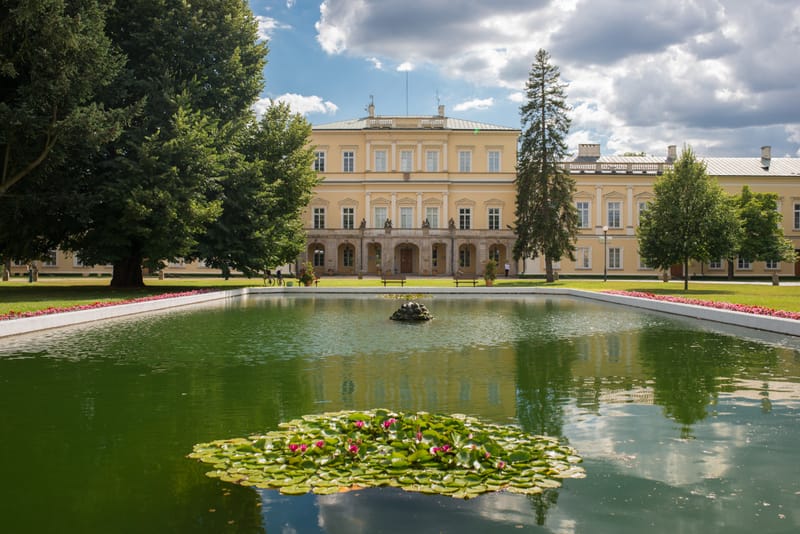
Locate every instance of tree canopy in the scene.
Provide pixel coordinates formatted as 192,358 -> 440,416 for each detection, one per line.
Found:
637,147 -> 740,289
196,102 -> 318,278
513,49 -> 577,282
732,185 -> 795,275
0,0 -> 124,197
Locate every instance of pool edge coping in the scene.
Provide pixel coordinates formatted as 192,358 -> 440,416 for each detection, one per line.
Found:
2,286 -> 799,338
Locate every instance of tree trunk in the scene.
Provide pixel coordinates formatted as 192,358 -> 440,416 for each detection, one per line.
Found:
111,256 -> 145,288
727,259 -> 734,280
683,259 -> 689,290
544,256 -> 554,283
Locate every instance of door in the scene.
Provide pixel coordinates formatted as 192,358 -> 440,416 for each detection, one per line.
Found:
400,248 -> 413,273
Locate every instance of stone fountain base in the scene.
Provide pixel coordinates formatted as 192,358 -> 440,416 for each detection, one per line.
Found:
390,301 -> 433,321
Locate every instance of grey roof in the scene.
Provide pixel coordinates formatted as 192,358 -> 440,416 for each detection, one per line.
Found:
313,116 -> 517,132
566,155 -> 800,177
702,157 -> 800,177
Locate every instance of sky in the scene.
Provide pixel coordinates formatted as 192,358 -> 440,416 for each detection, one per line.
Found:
249,0 -> 800,158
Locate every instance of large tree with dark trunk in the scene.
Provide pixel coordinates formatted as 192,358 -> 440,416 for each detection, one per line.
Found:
69,0 -> 266,287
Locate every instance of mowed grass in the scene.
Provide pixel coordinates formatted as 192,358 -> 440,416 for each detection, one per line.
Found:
1,275 -> 800,316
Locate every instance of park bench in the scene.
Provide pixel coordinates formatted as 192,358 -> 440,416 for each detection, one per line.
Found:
453,273 -> 480,287
381,273 -> 406,286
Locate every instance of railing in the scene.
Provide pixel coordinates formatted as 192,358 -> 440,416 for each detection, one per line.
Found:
563,161 -> 671,174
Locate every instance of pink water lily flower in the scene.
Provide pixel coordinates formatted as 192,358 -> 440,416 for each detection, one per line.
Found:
383,418 -> 397,429
315,440 -> 325,448
354,420 -> 365,429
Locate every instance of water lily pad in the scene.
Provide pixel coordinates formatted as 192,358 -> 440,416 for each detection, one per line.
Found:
188,409 -> 584,499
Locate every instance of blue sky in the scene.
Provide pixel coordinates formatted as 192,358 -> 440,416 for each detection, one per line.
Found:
249,0 -> 800,158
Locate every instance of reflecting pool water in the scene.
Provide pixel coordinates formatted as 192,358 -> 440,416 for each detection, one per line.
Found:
1,294 -> 799,533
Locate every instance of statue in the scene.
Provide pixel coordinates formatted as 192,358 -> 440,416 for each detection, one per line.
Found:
359,218 -> 366,229
384,218 -> 392,229
448,217 -> 456,230
421,218 -> 430,229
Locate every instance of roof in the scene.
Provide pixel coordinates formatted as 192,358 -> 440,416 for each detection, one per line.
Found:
702,157 -> 800,177
313,116 -> 518,132
566,155 -> 800,177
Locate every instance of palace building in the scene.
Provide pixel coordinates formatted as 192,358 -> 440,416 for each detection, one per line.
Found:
303,105 -> 800,279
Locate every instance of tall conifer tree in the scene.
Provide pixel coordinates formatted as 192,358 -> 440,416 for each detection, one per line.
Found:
514,49 -> 577,282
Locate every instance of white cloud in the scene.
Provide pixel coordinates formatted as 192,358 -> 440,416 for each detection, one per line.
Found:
453,98 -> 494,112
368,57 -> 383,70
286,0 -> 296,8
273,94 -> 339,116
396,62 -> 414,72
255,15 -> 290,41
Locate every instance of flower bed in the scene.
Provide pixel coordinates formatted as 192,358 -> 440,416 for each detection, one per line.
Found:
189,409 -> 584,499
604,290 -> 800,321
0,290 -> 210,322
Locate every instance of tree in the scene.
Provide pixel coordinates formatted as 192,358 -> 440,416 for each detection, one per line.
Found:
65,0 -> 267,287
196,102 -> 318,278
637,147 -> 739,290
513,49 -> 577,283
729,185 -> 795,278
0,0 -> 124,197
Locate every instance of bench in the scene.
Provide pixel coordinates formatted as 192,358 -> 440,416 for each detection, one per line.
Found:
453,273 -> 480,287
381,273 -> 406,286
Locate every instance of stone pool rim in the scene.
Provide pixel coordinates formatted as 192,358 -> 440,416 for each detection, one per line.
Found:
1,286 -> 799,338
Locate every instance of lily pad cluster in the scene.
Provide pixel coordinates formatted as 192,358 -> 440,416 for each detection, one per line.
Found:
189,409 -> 584,499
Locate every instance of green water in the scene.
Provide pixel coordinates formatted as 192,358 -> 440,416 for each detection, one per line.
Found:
1,295 -> 799,533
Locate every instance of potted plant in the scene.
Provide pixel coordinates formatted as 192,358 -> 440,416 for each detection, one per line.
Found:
484,259 -> 497,286
297,262 -> 316,286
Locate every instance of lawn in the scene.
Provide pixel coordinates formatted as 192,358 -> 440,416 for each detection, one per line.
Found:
2,275 -> 800,317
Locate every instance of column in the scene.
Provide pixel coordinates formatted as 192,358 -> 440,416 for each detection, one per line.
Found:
365,192 -> 371,227
595,185 -> 603,230
366,141 -> 371,171
626,185 -> 634,235
417,192 -> 423,227
391,192 -> 397,226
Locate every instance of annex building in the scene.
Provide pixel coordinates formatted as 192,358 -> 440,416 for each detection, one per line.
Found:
303,104 -> 800,279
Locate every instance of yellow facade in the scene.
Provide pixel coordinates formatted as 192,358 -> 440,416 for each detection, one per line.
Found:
307,110 -> 800,279
305,105 -> 520,277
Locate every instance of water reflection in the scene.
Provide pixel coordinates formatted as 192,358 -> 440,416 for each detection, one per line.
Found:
1,295 -> 799,533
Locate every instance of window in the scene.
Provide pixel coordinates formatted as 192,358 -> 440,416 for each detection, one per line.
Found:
737,257 -> 751,270
342,151 -> 354,172
42,250 -> 57,267
708,259 -> 723,270
312,247 -> 325,268
576,247 -> 591,269
637,201 -> 648,225
342,207 -> 354,229
459,247 -> 471,268
425,150 -> 438,172
576,201 -> 590,228
608,247 -> 621,269
459,208 -> 471,230
374,206 -> 387,228
487,150 -> 500,172
374,150 -> 387,172
766,259 -> 780,270
313,208 -> 325,229
400,150 -> 413,172
432,246 -> 438,268
795,203 -> 800,229
400,207 -> 413,229
314,151 -> 325,172
458,150 -> 471,172
343,246 -> 354,267
607,201 -> 621,228
425,207 -> 439,228
488,208 -> 500,230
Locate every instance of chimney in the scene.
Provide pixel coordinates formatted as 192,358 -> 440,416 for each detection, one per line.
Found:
667,145 -> 677,162
761,145 -> 771,169
577,143 -> 601,159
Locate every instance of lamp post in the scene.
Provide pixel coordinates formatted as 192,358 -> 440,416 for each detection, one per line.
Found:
602,225 -> 609,282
